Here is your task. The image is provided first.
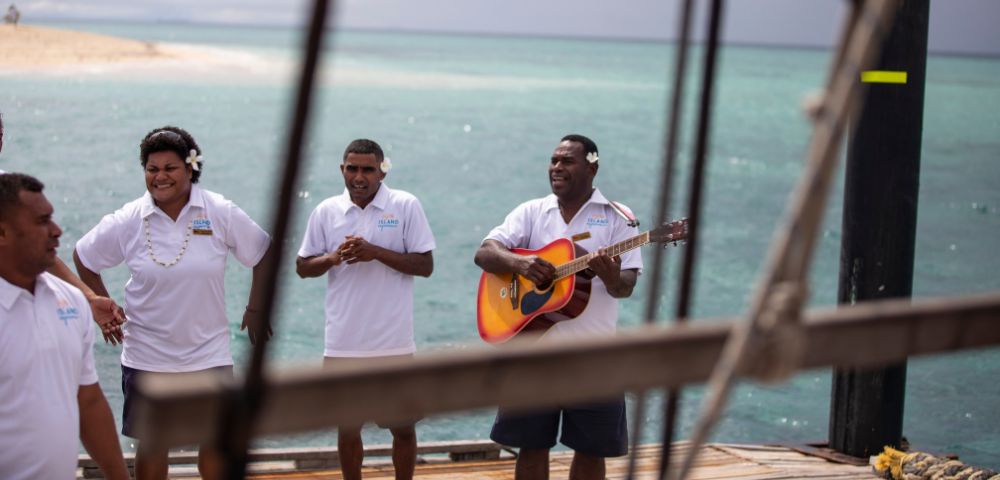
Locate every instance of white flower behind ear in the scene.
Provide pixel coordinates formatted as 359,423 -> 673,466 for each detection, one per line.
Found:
586,152 -> 599,164
186,149 -> 203,171
381,157 -> 392,173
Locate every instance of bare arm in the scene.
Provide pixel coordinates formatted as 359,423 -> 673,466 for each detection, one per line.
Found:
241,244 -> 275,345
78,383 -> 129,480
69,250 -> 125,345
296,251 -> 343,278
474,239 -> 555,287
338,235 -> 434,277
587,247 -> 639,298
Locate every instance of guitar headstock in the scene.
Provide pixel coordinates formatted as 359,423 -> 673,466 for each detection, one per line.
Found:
649,218 -> 689,245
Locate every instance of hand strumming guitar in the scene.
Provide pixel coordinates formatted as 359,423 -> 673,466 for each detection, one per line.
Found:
515,254 -> 556,288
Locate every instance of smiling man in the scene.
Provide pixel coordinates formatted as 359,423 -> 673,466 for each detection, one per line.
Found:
474,134 -> 643,480
0,173 -> 128,479
296,138 -> 435,480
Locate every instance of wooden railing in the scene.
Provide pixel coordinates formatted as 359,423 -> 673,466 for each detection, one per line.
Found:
130,292 -> 1000,450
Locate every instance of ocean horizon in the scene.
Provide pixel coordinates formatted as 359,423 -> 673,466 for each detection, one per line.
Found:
2,20 -> 998,469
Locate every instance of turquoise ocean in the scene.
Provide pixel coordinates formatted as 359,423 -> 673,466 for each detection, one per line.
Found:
2,21 -> 998,468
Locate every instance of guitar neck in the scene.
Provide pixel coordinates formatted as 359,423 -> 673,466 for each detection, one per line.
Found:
554,231 -> 650,280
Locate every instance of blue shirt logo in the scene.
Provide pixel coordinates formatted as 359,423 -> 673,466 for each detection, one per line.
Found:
193,218 -> 213,234
56,306 -> 80,326
378,213 -> 400,230
586,214 -> 609,227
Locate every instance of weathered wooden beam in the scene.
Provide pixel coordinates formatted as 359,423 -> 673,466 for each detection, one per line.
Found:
133,292 -> 1000,449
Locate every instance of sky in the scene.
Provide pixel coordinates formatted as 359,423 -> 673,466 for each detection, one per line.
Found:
15,0 -> 1000,55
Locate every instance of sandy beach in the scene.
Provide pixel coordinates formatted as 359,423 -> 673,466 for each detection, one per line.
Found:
0,23 -> 281,80
0,24 -> 179,66
0,23 -> 525,88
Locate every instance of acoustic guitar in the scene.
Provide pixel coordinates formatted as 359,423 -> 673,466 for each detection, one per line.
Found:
477,219 -> 689,343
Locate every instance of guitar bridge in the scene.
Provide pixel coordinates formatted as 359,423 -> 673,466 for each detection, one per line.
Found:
509,275 -> 519,310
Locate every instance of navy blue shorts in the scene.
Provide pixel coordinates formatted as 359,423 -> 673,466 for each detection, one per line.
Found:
489,398 -> 628,458
121,364 -> 234,438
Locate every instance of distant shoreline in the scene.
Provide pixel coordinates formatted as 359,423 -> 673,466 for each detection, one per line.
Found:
0,23 -> 280,80
24,17 -> 1000,60
0,24 -> 177,68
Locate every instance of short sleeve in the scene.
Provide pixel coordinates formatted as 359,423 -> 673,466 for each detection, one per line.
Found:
75,211 -> 127,272
484,201 -> 532,249
611,204 -> 643,273
403,197 -> 435,254
298,204 -> 329,258
224,202 -> 271,268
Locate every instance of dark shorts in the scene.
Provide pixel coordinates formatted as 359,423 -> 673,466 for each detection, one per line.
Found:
323,355 -> 420,430
121,364 -> 234,438
490,398 -> 628,458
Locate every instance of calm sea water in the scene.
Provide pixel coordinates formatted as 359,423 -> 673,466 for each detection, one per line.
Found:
2,20 -> 998,468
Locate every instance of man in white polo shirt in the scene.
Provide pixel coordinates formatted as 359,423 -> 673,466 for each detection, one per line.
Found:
474,134 -> 642,480
297,138 -> 435,480
0,173 -> 128,479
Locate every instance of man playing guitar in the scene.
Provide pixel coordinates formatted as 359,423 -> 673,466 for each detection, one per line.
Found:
474,134 -> 642,480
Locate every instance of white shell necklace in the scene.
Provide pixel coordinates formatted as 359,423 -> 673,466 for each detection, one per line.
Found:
144,217 -> 192,267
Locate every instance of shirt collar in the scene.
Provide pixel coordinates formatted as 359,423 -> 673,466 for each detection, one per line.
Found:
0,272 -> 55,310
139,185 -> 206,219
543,188 -> 610,212
335,183 -> 390,213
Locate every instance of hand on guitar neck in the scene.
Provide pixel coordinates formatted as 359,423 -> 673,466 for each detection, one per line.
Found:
585,246 -> 636,298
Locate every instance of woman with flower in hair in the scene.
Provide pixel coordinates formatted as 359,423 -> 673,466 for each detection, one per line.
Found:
73,126 -> 273,480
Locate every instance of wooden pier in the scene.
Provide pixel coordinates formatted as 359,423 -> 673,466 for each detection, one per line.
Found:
79,440 -> 879,479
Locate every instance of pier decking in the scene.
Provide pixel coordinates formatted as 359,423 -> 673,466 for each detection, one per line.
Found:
79,441 -> 880,479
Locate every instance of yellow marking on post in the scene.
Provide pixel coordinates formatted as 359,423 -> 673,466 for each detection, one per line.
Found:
861,70 -> 908,84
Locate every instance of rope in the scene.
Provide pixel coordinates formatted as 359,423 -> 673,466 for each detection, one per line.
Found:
666,1 -> 902,479
743,281 -> 807,383
219,0 -> 333,477
874,447 -> 1000,480
626,0 -> 696,478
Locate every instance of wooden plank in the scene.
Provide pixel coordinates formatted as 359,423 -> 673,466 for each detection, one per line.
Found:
132,293 -> 1000,448
79,440 -> 502,474
213,443 -> 878,480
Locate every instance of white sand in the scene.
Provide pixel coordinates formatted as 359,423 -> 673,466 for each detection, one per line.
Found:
0,24 -> 286,81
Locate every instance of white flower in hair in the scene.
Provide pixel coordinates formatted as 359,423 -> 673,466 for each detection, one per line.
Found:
380,157 -> 392,173
586,152 -> 599,164
186,149 -> 203,171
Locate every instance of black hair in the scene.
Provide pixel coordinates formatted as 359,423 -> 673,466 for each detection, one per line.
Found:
561,134 -> 599,157
343,138 -> 384,163
139,126 -> 203,183
0,172 -> 44,221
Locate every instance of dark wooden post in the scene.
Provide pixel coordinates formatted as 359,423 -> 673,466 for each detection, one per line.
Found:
830,0 -> 929,458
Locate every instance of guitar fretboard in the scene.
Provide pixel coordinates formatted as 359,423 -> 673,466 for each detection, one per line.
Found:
554,231 -> 650,281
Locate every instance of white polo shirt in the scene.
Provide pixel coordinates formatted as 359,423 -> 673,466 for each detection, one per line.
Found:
0,273 -> 99,479
76,185 -> 270,372
299,184 -> 436,357
484,189 -> 643,339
